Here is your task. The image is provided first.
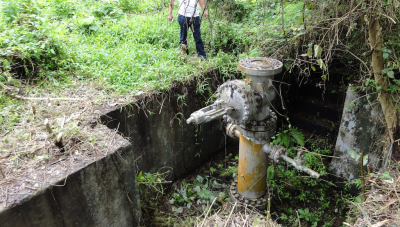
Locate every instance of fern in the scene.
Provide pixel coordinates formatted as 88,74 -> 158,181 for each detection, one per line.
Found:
281,132 -> 292,148
274,134 -> 282,145
274,130 -> 292,148
273,127 -> 305,149
290,127 -> 305,147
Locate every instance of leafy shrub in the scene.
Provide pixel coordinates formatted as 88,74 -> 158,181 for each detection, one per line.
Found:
118,0 -> 138,12
298,208 -> 319,227
92,5 -> 124,20
74,5 -> 124,33
169,175 -> 228,213
209,21 -> 253,55
75,16 -> 102,32
207,0 -> 252,23
0,14 -> 69,77
271,126 -> 305,149
229,0 -> 252,23
269,134 -> 347,226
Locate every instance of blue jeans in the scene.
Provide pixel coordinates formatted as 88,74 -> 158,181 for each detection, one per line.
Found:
178,15 -> 206,58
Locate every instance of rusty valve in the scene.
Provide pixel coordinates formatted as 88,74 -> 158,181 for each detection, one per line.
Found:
186,57 -> 321,201
187,57 -> 283,127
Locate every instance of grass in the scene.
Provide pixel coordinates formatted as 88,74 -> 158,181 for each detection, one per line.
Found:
0,0 -> 304,91
0,0 -> 296,134
70,14 -> 207,93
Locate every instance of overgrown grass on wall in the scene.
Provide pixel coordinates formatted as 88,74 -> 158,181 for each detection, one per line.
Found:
0,0 -> 308,132
0,0 -> 307,91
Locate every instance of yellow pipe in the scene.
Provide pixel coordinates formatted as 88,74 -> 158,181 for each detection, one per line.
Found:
237,134 -> 268,199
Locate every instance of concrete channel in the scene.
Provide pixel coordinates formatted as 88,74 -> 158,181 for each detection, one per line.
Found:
0,70 -> 236,226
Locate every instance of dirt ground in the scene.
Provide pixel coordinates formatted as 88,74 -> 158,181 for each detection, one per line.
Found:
0,78 -> 133,210
351,163 -> 400,226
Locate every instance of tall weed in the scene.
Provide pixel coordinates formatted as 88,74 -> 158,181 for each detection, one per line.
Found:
50,0 -> 77,18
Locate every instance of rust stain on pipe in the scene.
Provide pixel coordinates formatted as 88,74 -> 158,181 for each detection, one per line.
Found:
237,134 -> 268,199
244,75 -> 250,84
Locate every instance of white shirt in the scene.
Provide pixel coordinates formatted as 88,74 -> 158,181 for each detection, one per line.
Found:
178,0 -> 200,17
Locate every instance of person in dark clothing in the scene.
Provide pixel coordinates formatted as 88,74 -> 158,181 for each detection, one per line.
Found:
168,0 -> 208,60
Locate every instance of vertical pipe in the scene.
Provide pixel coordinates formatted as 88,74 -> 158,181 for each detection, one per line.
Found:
237,134 -> 268,199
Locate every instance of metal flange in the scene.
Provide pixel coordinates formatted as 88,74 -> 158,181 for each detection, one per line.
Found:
238,57 -> 283,76
237,111 -> 277,144
229,179 -> 271,210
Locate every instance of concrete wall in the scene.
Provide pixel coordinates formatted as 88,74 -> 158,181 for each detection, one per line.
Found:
0,139 -> 141,227
330,87 -> 387,190
0,72 -> 235,226
101,75 -> 233,180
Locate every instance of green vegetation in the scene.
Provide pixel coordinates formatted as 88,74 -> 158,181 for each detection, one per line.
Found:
0,0 -> 317,87
268,128 -> 351,226
271,126 -> 305,149
137,171 -> 170,196
169,175 -> 230,213
145,129 -> 355,226
166,153 -> 239,217
0,0 -> 282,94
139,153 -> 239,226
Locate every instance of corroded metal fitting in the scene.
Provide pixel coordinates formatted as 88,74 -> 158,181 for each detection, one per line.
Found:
226,123 -> 239,139
237,111 -> 277,144
186,100 -> 233,125
229,180 -> 271,210
262,144 -> 321,178
216,80 -> 257,125
268,145 -> 287,163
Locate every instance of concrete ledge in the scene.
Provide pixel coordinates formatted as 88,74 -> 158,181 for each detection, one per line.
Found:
0,129 -> 141,227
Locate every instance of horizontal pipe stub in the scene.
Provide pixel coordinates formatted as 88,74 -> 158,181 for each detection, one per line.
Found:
262,144 -> 321,178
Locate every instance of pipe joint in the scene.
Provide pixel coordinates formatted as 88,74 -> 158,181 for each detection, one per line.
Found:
262,144 -> 287,163
262,144 -> 321,178
226,123 -> 241,139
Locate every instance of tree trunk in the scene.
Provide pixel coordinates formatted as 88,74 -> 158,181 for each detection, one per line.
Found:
368,18 -> 399,157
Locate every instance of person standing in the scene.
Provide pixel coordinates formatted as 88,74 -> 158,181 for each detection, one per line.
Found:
168,0 -> 209,60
